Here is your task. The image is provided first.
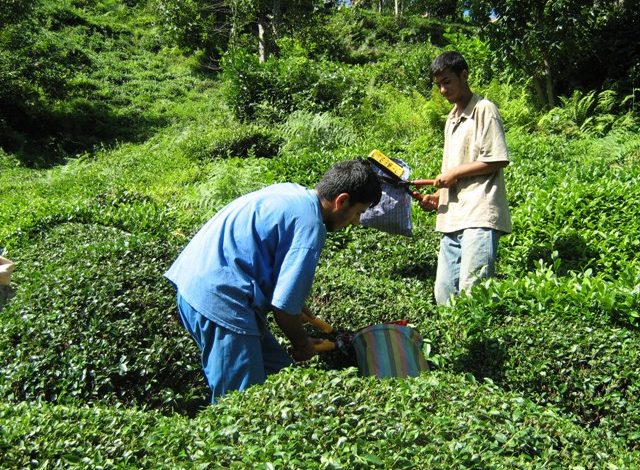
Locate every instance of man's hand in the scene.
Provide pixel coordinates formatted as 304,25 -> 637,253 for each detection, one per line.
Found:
419,191 -> 439,212
300,304 -> 314,319
434,171 -> 458,188
273,307 -> 320,362
290,337 -> 321,362
434,161 -> 508,189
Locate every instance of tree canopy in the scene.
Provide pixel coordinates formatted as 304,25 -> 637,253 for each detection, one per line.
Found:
469,0 -> 640,107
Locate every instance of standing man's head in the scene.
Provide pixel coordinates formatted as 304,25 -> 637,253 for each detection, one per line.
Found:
430,51 -> 472,108
315,159 -> 382,232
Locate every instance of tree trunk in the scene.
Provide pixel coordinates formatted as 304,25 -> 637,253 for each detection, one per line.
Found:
271,0 -> 281,58
258,15 -> 268,63
533,77 -> 547,108
543,57 -> 555,107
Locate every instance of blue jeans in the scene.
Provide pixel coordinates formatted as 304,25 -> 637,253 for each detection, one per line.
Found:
176,293 -> 293,402
434,228 -> 500,306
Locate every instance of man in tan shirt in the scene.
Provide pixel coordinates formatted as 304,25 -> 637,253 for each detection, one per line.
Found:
420,51 -> 512,305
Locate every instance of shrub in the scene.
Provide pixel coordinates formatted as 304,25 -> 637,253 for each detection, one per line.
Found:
177,121 -> 283,161
155,0 -> 230,56
1,370 -> 636,467
443,28 -> 495,84
480,78 -> 539,132
355,84 -> 447,148
371,43 -> 440,97
185,157 -> 276,217
312,8 -> 457,63
0,204 -> 208,413
221,48 -> 370,122
503,175 -> 640,279
536,89 -> 635,138
265,149 -> 338,188
0,17 -> 92,146
446,267 -> 640,441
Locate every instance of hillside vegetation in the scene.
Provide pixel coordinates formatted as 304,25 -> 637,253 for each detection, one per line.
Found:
1,0 -> 639,467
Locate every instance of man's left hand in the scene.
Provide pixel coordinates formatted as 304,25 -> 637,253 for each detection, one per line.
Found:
434,171 -> 458,188
290,337 -> 321,362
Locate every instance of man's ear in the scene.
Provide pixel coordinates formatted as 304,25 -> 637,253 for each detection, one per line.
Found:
461,69 -> 469,83
333,193 -> 350,210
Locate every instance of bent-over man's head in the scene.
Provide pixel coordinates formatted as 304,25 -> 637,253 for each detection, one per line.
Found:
315,160 -> 382,232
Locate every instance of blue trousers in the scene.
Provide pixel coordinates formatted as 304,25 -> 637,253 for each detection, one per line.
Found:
176,293 -> 293,402
434,228 -> 500,306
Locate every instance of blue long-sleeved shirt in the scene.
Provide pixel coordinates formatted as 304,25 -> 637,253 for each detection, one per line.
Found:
164,183 -> 327,336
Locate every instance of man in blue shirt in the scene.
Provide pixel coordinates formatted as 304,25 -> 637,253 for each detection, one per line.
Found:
165,159 -> 382,401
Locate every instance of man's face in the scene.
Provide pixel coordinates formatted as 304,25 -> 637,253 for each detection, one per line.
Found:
433,69 -> 468,104
326,199 -> 370,232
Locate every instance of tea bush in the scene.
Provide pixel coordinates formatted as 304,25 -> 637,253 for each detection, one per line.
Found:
2,369 -> 637,468
441,267 -> 640,444
155,0 -> 230,54
503,130 -> 640,280
177,120 -> 283,160
221,48 -> 371,122
369,43 -> 440,97
313,8 -> 458,63
354,84 -> 448,148
0,220 -> 207,413
221,31 -> 451,125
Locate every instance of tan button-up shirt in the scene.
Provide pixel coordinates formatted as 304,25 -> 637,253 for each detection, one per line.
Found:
436,94 -> 512,234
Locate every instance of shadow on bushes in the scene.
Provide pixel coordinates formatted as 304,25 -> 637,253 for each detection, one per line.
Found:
392,260 -> 437,282
209,129 -> 283,160
455,337 -> 507,383
526,233 -> 600,276
0,285 -> 15,312
0,99 -> 168,168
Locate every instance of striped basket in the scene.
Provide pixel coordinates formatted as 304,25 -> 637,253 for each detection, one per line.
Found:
351,323 -> 429,378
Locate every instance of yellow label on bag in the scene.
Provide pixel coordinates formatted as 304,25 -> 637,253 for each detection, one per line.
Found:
368,149 -> 404,180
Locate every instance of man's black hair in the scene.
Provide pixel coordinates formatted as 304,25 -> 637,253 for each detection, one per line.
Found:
430,51 -> 469,77
316,159 -> 382,207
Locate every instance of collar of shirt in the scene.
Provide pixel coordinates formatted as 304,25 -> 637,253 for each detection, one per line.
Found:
448,93 -> 481,127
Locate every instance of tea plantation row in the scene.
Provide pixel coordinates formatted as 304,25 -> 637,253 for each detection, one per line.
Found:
2,370 -> 637,468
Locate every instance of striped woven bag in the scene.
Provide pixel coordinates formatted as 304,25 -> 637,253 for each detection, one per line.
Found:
351,323 -> 429,378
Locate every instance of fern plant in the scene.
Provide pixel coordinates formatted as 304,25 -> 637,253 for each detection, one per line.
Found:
536,88 -> 633,137
190,158 -> 275,217
279,110 -> 356,155
560,90 -> 596,128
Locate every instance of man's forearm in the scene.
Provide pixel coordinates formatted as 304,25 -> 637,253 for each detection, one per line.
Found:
453,160 -> 507,179
436,160 -> 507,188
273,308 -> 308,347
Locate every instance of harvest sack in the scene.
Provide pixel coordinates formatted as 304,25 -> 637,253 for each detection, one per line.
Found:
351,323 -> 429,378
360,159 -> 412,236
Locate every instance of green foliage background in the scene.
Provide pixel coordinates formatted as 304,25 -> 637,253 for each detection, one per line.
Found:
1,0 -> 639,467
